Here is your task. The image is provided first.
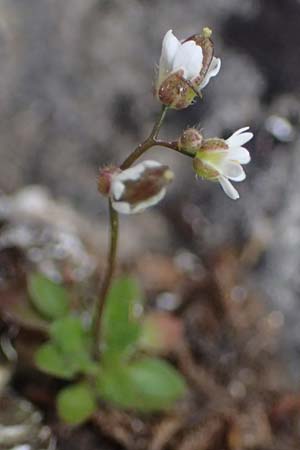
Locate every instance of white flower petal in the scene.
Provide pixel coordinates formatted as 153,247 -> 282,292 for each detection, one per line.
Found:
115,161 -> 162,184
158,30 -> 181,84
172,41 -> 203,80
111,180 -> 125,200
111,201 -> 131,214
230,126 -> 250,136
143,160 -> 161,168
218,176 -> 239,200
227,147 -> 251,164
115,164 -> 145,182
226,128 -> 253,148
221,161 -> 246,181
199,57 -> 221,89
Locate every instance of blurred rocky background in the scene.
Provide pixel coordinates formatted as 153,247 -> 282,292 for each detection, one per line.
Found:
0,0 -> 300,380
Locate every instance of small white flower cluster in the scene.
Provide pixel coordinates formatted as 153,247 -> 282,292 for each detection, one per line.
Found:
100,28 -> 253,213
156,29 -> 252,200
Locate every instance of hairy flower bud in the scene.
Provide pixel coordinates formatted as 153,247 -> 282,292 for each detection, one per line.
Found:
178,128 -> 203,155
193,128 -> 253,200
155,28 -> 221,110
109,160 -> 174,214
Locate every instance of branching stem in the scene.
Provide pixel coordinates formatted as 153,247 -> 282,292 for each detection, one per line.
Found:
120,105 -> 168,169
93,105 -> 192,358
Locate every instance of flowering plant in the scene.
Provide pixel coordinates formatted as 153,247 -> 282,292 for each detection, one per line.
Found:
29,26 -> 253,425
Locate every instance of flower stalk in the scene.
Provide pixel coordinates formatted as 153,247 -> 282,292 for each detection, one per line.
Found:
120,105 -> 168,170
93,105 -> 169,357
93,200 -> 119,358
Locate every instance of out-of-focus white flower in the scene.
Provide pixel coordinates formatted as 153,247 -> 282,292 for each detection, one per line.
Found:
108,161 -> 174,214
193,127 -> 253,200
156,28 -> 221,109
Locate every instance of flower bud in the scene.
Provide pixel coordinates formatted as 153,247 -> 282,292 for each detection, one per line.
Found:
178,128 -> 203,155
98,166 -> 121,196
109,160 -> 174,214
158,71 -> 198,110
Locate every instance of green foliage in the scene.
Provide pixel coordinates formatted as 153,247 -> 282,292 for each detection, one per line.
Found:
99,277 -> 186,412
28,273 -> 70,320
50,316 -> 91,362
57,383 -> 97,425
33,275 -> 186,423
97,356 -> 186,412
35,343 -> 76,379
35,316 -> 94,378
102,276 -> 143,357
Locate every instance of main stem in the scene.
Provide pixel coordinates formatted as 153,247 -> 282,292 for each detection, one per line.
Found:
93,105 -> 168,358
93,200 -> 118,357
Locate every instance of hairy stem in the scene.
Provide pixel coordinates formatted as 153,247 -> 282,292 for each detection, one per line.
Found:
93,105 -> 168,358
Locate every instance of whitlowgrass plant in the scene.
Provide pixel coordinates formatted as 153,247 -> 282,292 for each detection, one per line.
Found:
28,27 -> 253,425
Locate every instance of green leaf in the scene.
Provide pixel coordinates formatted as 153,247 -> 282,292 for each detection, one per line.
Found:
35,343 -> 75,379
28,273 -> 70,320
97,357 -> 186,412
57,383 -> 97,425
49,316 -> 93,373
50,316 -> 89,353
102,276 -> 143,356
35,316 -> 95,379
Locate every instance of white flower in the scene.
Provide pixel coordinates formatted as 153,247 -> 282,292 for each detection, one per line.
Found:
109,161 -> 174,214
157,29 -> 221,92
199,56 -> 221,90
158,30 -> 202,88
193,127 -> 253,200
